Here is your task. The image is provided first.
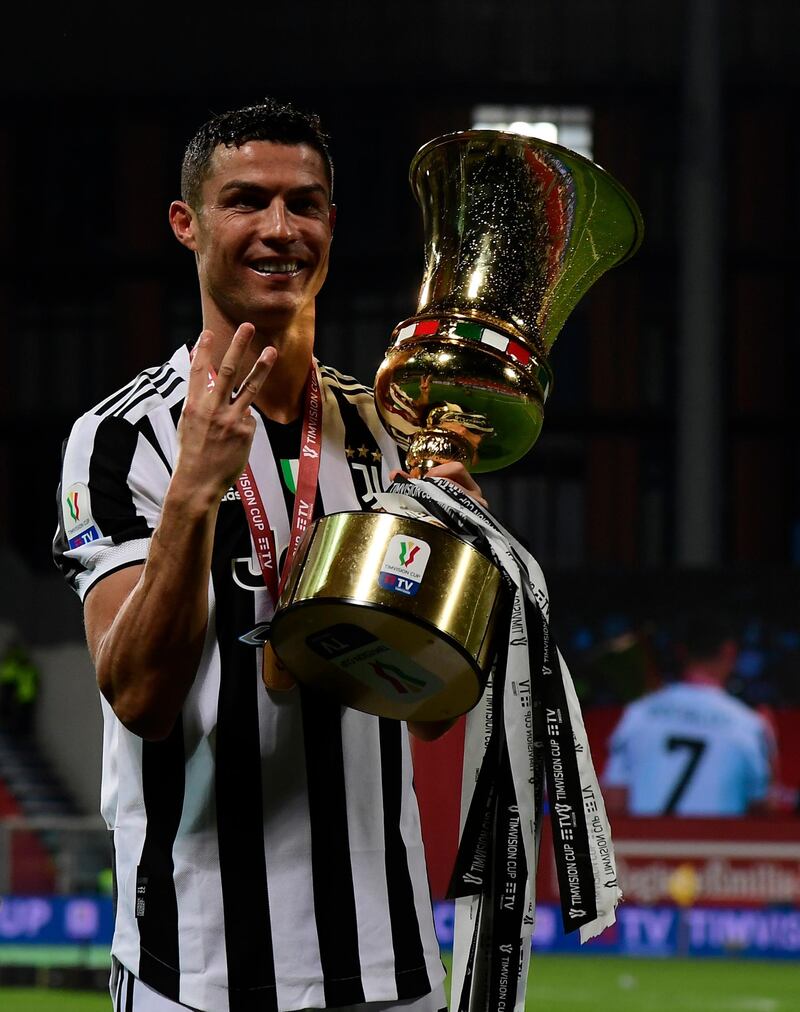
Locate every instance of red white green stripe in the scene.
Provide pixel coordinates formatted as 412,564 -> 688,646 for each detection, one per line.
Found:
395,319 -> 441,342
395,318 -> 532,366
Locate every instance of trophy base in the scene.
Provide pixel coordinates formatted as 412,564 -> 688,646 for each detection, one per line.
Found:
271,511 -> 505,721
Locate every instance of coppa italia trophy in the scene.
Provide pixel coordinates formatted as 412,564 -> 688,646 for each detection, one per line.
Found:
270,130 -> 643,721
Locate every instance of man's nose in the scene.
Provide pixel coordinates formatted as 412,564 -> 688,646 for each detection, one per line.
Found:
260,199 -> 297,243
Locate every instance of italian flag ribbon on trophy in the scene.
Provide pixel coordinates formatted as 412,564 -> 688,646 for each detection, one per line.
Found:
375,475 -> 622,1012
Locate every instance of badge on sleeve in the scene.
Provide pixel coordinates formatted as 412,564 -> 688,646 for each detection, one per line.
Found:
64,482 -> 102,549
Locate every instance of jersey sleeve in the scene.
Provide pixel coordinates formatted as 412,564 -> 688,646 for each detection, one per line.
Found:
742,718 -> 773,806
53,411 -> 162,602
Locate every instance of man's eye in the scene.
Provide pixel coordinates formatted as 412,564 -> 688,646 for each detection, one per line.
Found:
225,192 -> 263,209
291,198 -> 323,214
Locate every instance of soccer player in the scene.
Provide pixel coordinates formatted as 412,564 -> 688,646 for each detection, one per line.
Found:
602,611 -> 775,817
53,98 -> 481,1012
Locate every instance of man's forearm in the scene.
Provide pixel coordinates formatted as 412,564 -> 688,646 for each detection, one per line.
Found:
92,482 -> 220,740
89,328 -> 277,740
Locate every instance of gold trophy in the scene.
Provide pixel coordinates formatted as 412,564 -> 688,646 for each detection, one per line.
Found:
270,131 -> 643,720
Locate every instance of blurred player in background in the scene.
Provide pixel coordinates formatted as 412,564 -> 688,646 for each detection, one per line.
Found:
602,610 -> 776,816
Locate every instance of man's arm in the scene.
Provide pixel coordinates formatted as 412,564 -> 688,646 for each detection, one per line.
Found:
84,488 -> 218,740
85,325 -> 275,741
407,718 -> 456,741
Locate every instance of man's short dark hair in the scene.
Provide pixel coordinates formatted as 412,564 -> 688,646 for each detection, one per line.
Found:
180,97 -> 333,208
681,609 -> 737,662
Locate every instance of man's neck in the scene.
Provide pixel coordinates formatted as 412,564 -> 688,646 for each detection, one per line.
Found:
251,330 -> 313,423
202,306 -> 315,423
682,665 -> 725,688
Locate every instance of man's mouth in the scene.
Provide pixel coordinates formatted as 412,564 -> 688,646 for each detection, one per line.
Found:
249,259 -> 303,276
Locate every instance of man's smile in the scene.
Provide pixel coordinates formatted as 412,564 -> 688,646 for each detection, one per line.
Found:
248,258 -> 304,278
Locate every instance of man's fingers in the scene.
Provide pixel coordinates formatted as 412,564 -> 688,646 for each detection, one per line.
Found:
234,346 -> 278,409
212,323 -> 255,402
187,330 -> 216,397
424,462 -> 489,508
390,461 -> 490,507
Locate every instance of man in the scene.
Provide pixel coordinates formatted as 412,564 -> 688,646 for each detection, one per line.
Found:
602,611 -> 775,816
54,98 -> 478,1012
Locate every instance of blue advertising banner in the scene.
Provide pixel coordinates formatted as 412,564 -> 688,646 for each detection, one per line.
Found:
2,895 -> 798,961
0,896 -> 114,944
434,902 -> 800,961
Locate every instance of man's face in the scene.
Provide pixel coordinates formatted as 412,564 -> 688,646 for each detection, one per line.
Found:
189,140 -> 334,325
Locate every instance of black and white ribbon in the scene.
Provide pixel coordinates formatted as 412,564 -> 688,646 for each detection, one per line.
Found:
373,477 -> 621,1012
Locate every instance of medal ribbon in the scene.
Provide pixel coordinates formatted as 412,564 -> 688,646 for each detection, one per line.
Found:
202,354 -> 323,605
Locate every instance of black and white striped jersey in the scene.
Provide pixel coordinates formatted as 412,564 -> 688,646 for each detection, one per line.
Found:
53,343 -> 444,1012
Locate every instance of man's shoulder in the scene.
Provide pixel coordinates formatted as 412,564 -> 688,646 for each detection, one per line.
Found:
617,684 -> 681,723
319,362 -> 373,397
710,688 -> 768,731
78,344 -> 189,429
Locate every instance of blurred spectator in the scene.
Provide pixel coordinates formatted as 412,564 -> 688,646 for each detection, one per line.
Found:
601,611 -> 776,816
97,865 -> 114,897
572,614 -> 662,706
0,638 -> 40,737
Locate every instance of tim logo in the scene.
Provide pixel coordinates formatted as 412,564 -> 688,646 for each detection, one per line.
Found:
66,491 -> 80,522
63,482 -> 98,548
68,525 -> 100,550
398,541 -> 420,567
370,660 -> 426,695
305,623 -> 443,704
378,535 -> 431,597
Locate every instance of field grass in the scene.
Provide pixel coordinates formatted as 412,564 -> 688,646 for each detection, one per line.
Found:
0,946 -> 110,968
0,990 -> 110,1010
2,953 -> 799,1010
443,953 -> 799,1011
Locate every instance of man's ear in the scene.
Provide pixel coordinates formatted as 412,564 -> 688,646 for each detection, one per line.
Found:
169,200 -> 199,251
329,203 -> 337,235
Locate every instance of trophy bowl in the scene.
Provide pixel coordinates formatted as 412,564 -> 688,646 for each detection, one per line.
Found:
269,130 -> 643,720
375,129 -> 643,473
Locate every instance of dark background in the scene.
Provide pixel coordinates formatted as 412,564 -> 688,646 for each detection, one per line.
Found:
1,3 -> 797,647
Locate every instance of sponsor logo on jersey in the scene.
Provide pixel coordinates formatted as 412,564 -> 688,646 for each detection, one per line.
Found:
68,525 -> 101,549
66,490 -> 80,523
378,535 -> 431,596
64,482 -> 102,549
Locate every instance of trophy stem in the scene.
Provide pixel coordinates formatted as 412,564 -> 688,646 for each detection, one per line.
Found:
405,399 -> 495,474
405,428 -> 476,476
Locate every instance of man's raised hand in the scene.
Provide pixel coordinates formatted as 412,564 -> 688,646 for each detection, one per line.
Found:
175,324 -> 277,506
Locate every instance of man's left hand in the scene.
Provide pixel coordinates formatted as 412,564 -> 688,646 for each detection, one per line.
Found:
390,461 -> 488,509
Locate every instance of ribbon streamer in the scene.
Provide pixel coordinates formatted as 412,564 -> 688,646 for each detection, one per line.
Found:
374,477 -> 621,1012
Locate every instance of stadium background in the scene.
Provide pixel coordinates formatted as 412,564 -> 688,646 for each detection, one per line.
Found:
1,3 -> 798,1009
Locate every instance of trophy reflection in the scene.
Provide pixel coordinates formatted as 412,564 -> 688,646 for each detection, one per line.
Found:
269,131 -> 644,721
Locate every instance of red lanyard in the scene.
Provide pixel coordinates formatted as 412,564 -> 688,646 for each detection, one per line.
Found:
202,354 -> 323,605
